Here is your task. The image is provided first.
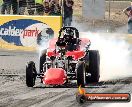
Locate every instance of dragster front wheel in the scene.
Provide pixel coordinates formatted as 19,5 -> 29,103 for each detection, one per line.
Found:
26,61 -> 37,87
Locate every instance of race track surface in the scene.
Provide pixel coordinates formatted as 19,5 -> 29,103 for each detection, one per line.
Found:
0,46 -> 132,107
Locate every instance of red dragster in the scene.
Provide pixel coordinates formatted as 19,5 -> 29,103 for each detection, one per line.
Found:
26,27 -> 100,87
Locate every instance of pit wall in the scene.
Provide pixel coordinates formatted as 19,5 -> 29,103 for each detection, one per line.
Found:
0,15 -> 62,51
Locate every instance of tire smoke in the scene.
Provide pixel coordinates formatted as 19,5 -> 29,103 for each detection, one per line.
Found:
37,30 -> 132,81
81,32 -> 132,81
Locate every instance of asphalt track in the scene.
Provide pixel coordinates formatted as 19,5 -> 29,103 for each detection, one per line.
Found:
0,35 -> 132,107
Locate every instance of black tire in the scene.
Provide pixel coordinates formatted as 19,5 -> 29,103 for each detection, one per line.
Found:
76,62 -> 85,87
26,61 -> 37,87
39,49 -> 47,73
76,94 -> 86,104
85,50 -> 100,83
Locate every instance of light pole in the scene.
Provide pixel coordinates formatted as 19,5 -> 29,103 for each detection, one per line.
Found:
60,0 -> 64,27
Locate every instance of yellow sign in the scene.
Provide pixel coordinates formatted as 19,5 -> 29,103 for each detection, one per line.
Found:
0,15 -> 62,50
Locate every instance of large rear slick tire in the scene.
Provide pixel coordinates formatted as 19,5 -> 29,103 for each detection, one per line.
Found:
39,49 -> 47,73
26,61 -> 37,87
85,50 -> 100,83
77,62 -> 85,87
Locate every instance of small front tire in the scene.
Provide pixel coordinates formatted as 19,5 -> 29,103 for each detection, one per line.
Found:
26,61 -> 37,87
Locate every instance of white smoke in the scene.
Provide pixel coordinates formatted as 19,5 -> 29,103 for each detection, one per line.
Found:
36,37 -> 50,72
38,30 -> 132,81
37,19 -> 132,81
81,32 -> 132,81
37,39 -> 49,59
37,28 -> 51,58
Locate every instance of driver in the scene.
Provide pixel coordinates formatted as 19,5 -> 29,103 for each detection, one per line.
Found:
62,28 -> 78,51
63,28 -> 74,44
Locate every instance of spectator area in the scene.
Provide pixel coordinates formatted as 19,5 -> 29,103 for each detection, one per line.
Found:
0,0 -> 62,16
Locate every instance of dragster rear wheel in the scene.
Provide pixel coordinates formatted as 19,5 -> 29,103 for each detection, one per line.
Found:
85,50 -> 100,83
77,62 -> 85,87
26,61 -> 37,87
39,49 -> 47,73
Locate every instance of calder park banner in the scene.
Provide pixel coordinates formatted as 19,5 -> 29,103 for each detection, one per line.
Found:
0,15 -> 62,51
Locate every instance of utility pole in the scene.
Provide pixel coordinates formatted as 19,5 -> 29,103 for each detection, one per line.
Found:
91,0 -> 96,31
108,0 -> 111,32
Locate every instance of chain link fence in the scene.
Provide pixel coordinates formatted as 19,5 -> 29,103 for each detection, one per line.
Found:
74,0 -> 131,32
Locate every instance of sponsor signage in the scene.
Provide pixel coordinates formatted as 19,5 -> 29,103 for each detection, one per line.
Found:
0,15 -> 62,47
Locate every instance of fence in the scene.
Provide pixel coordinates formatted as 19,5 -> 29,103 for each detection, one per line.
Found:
74,0 -> 131,33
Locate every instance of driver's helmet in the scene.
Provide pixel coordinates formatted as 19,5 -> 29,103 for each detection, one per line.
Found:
63,28 -> 74,43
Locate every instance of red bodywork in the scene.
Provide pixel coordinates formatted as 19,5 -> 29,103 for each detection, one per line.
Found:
43,38 -> 90,85
47,38 -> 90,60
43,68 -> 67,85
